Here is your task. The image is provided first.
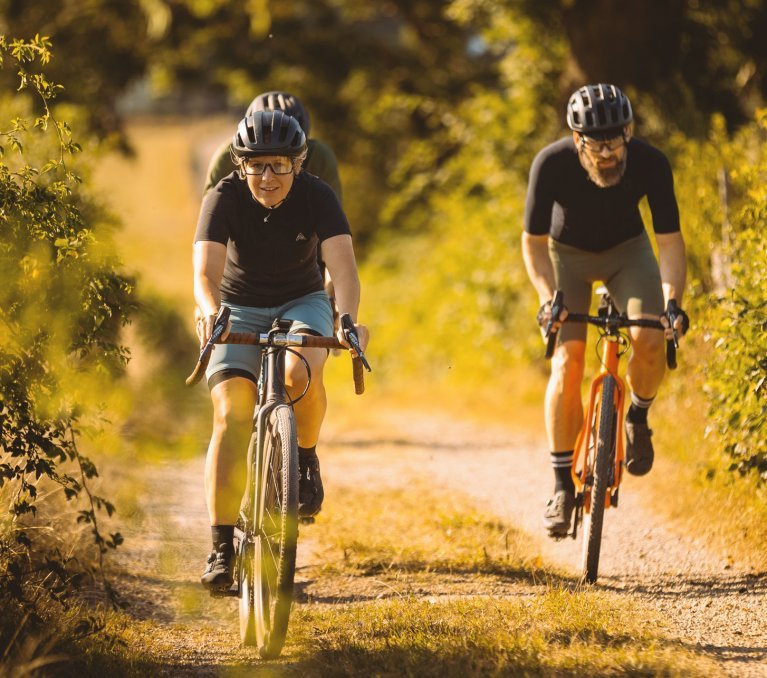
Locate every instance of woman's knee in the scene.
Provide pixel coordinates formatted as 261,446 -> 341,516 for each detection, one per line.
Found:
211,378 -> 256,430
286,349 -> 327,391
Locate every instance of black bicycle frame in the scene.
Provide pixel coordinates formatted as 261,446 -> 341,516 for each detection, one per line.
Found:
248,319 -> 294,536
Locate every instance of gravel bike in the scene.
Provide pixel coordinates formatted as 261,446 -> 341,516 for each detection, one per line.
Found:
186,307 -> 370,657
544,287 -> 680,584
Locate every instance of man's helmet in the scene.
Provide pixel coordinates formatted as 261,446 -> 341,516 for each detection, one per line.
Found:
231,110 -> 307,158
246,91 -> 311,137
566,84 -> 632,137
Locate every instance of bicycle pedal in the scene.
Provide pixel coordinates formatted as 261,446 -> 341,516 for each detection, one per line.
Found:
208,583 -> 238,598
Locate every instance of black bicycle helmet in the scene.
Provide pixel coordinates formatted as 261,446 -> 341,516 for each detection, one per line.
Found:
231,110 -> 307,158
246,91 -> 311,137
566,84 -> 632,137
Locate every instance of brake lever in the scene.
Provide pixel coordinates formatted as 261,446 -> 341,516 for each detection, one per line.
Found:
340,313 -> 371,372
666,299 -> 680,349
199,305 -> 231,360
544,290 -> 564,360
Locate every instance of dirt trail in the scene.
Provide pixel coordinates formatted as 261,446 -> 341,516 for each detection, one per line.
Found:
114,407 -> 767,676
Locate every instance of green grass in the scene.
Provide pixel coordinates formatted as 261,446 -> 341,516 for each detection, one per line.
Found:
31,482 -> 717,677
285,593 -> 714,677
312,484 -> 549,580
286,483 -> 714,676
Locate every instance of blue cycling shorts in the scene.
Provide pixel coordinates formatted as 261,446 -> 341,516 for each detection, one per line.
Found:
205,290 -> 333,387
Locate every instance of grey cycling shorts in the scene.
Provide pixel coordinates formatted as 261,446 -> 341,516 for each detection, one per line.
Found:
548,232 -> 664,344
205,290 -> 334,386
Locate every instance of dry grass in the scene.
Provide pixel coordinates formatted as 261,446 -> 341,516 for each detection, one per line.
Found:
41,480 -> 717,676
283,483 -> 717,676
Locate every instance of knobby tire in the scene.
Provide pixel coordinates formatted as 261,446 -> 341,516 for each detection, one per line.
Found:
581,375 -> 617,584
254,405 -> 299,659
238,428 -> 260,646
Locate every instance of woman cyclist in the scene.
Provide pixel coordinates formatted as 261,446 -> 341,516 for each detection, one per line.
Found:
193,109 -> 369,591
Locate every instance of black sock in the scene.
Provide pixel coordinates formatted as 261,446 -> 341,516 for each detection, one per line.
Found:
299,445 -> 317,461
627,392 -> 655,424
551,450 -> 575,494
211,524 -> 234,552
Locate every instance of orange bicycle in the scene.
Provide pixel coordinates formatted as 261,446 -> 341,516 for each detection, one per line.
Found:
544,287 -> 679,583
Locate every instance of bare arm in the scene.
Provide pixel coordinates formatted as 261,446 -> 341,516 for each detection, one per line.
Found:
655,231 -> 687,304
321,234 -> 368,351
193,240 -> 227,344
521,232 -> 556,304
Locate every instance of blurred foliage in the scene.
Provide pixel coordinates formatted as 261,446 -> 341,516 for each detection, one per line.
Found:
687,111 -> 767,480
0,36 -> 134,663
4,0 -> 767,246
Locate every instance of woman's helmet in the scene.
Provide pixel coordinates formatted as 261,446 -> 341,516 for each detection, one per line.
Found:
566,84 -> 632,137
246,91 -> 311,137
231,110 -> 307,158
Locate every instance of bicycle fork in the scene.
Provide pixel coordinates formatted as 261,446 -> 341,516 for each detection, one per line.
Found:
569,335 -> 627,537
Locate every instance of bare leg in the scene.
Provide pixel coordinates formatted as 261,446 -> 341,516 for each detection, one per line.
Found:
206,377 -> 257,525
626,325 -> 665,400
285,346 -> 329,447
545,339 -> 586,451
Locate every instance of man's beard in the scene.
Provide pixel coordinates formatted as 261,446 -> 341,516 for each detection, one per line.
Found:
579,150 -> 627,188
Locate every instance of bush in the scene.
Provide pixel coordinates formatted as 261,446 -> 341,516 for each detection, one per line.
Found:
1,35 -> 133,664
700,111 -> 767,478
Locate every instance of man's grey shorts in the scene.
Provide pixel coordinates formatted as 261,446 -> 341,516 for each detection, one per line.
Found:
206,290 -> 333,387
549,232 -> 664,344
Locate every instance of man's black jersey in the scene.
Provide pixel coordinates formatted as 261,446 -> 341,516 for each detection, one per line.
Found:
194,172 -> 351,307
524,137 -> 680,252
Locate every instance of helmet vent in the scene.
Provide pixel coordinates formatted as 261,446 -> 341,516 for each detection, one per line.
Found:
566,83 -> 632,134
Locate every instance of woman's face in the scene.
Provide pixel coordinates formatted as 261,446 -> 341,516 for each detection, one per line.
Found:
243,155 -> 295,208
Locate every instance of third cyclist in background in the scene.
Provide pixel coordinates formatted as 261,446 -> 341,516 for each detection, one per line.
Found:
521,83 -> 690,539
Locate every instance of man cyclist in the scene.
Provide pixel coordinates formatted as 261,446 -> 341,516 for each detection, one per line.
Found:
521,83 -> 689,539
194,109 -> 369,591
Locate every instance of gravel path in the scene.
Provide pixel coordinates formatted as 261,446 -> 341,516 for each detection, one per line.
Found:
322,408 -> 767,677
112,406 -> 767,676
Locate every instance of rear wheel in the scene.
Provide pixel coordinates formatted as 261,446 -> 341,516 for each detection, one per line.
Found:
580,375 -> 617,584
254,405 -> 299,659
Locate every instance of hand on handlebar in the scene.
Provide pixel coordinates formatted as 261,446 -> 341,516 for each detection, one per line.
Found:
537,292 -> 569,342
338,313 -> 371,372
195,306 -> 231,349
660,299 -> 689,347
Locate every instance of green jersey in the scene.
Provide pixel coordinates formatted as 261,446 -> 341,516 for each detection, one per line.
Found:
203,137 -> 342,202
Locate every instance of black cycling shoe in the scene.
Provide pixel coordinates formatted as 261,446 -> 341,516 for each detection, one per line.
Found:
543,489 -> 575,539
625,420 -> 655,476
298,451 -> 324,518
200,542 -> 234,591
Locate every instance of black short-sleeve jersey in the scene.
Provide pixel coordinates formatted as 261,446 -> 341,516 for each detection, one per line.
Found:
194,172 -> 351,307
524,137 -> 680,252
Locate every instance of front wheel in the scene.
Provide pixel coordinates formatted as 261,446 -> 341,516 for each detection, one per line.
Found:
580,375 -> 617,584
237,520 -> 256,645
254,405 -> 299,659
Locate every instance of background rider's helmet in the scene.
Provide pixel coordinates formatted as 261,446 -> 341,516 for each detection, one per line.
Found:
566,84 -> 633,138
246,91 -> 311,138
231,110 -> 307,158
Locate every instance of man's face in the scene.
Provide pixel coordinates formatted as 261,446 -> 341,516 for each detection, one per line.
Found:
574,128 -> 629,188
